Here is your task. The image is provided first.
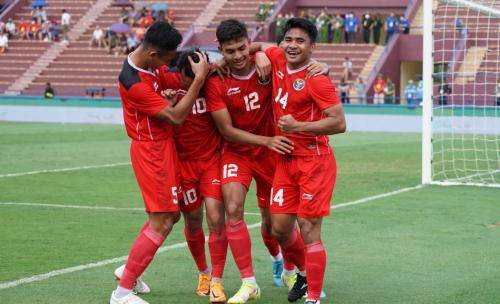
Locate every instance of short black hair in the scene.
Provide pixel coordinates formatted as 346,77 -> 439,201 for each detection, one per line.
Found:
216,19 -> 248,45
283,18 -> 317,42
143,21 -> 182,54
176,48 -> 210,79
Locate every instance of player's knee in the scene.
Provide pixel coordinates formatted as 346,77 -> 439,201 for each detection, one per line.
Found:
225,200 -> 243,220
207,213 -> 224,232
271,226 -> 290,243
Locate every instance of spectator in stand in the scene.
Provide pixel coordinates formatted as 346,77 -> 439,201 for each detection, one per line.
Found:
373,74 -> 386,104
28,19 -> 40,40
345,12 -> 358,43
317,10 -> 331,43
327,13 -> 334,42
139,11 -> 153,29
0,31 -> 8,53
90,26 -> 104,48
342,57 -> 353,80
49,20 -> 60,41
274,13 -> 285,43
383,78 -> 395,104
438,81 -> 451,105
256,2 -> 267,22
332,13 -> 344,43
166,9 -> 175,25
339,78 -> 350,103
307,9 -> 316,25
362,12 -> 373,44
455,17 -> 464,33
118,33 -> 127,55
416,80 -> 423,104
385,12 -> 399,44
355,77 -> 367,103
0,20 -> 5,34
266,1 -> 275,15
107,30 -> 117,55
404,79 -> 417,105
126,33 -> 139,54
40,19 -> 51,41
61,9 -> 71,41
120,7 -> 130,23
5,18 -> 16,39
44,82 -> 55,99
372,13 -> 383,45
399,15 -> 410,34
18,19 -> 29,40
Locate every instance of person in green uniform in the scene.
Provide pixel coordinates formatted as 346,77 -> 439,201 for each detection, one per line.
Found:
274,13 -> 285,43
333,13 -> 344,43
318,10 -> 331,43
372,13 -> 383,45
384,78 -> 396,104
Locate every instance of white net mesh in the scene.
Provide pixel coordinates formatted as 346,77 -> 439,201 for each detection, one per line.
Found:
431,0 -> 500,187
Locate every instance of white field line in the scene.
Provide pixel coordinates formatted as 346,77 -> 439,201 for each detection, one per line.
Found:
0,202 -> 263,216
0,162 -> 131,178
0,185 -> 424,291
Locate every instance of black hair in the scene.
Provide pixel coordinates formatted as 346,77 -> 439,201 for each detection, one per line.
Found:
216,19 -> 248,45
176,48 -> 210,79
283,18 -> 318,42
143,21 -> 182,54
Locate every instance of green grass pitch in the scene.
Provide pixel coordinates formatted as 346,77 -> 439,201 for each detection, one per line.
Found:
0,122 -> 499,304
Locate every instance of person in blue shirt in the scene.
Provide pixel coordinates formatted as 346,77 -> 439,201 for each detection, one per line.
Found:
399,15 -> 410,34
404,79 -> 417,105
385,12 -> 398,44
416,80 -> 423,105
344,12 -> 358,43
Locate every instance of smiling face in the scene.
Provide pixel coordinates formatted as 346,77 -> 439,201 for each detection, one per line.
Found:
280,27 -> 314,68
219,37 -> 251,72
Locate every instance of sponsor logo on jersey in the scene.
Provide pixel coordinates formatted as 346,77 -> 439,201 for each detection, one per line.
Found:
276,71 -> 284,79
227,87 -> 241,95
212,179 -> 221,185
302,193 -> 314,200
154,82 -> 159,92
293,79 -> 305,91
307,144 -> 317,150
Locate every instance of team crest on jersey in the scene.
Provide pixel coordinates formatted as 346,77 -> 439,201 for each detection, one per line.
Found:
293,79 -> 305,91
227,87 -> 241,95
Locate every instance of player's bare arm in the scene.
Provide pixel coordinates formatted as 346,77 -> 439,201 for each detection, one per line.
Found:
210,109 -> 294,154
278,104 -> 346,135
154,51 -> 210,126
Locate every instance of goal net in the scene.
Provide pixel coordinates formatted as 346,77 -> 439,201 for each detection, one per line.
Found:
423,0 -> 500,187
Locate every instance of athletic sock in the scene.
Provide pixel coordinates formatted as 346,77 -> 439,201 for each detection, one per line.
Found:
305,241 -> 326,301
261,225 -> 280,257
208,227 -> 228,279
114,286 -> 133,299
119,225 -> 166,290
270,252 -> 283,262
184,227 -> 208,272
280,227 -> 306,272
226,220 -> 254,278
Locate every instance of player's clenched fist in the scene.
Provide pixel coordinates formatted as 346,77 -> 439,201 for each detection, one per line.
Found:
189,51 -> 210,79
278,114 -> 299,133
161,89 -> 178,104
265,136 -> 294,154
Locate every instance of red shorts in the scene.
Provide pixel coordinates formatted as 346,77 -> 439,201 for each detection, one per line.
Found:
221,151 -> 277,209
178,154 -> 222,213
130,139 -> 181,213
270,154 -> 337,218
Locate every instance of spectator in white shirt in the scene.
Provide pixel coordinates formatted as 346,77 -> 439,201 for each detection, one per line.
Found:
342,57 -> 353,80
5,18 -> 16,39
61,9 -> 71,41
0,31 -> 9,53
90,26 -> 104,48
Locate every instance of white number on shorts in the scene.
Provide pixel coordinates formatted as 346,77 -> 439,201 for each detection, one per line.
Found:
271,188 -> 284,206
275,88 -> 288,109
244,92 -> 260,112
223,164 -> 238,178
171,186 -> 179,205
192,97 -> 207,114
183,188 -> 198,205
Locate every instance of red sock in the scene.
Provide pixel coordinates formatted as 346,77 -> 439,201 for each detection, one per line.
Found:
120,225 -> 165,290
280,227 -> 306,271
208,227 -> 228,278
139,221 -> 150,233
305,241 -> 327,300
226,220 -> 254,278
261,225 -> 280,257
184,227 -> 208,272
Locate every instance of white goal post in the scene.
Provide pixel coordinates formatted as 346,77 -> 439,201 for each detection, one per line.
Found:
422,0 -> 500,187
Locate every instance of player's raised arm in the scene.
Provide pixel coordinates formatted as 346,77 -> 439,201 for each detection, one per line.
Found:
278,104 -> 346,135
154,51 -> 209,126
210,108 -> 294,155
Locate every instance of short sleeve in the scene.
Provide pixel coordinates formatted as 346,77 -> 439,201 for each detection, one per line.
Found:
308,75 -> 341,110
264,46 -> 284,66
127,82 -> 168,116
205,77 -> 227,112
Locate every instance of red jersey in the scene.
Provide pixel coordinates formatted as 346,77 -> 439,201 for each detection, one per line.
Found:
161,71 -> 221,161
118,57 -> 172,141
205,69 -> 274,157
265,47 -> 340,156
373,80 -> 386,94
